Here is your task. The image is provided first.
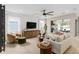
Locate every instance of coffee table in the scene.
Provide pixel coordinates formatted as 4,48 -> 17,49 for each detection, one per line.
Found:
37,42 -> 52,54
16,37 -> 26,44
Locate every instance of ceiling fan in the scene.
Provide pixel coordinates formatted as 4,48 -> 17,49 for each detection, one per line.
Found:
42,10 -> 54,16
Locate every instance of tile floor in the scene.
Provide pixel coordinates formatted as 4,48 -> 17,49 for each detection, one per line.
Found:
1,37 -> 79,54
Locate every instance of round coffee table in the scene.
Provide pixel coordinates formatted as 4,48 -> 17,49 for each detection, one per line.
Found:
37,42 -> 52,54
17,37 -> 26,44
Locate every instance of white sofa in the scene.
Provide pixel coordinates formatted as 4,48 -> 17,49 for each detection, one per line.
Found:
47,33 -> 71,54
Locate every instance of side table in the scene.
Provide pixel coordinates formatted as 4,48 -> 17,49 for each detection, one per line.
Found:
37,42 -> 52,54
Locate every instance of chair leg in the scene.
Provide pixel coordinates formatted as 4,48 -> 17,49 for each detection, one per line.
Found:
2,46 -> 5,51
0,47 -> 2,52
51,52 -> 56,54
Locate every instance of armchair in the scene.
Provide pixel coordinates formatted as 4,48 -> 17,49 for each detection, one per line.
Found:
7,34 -> 16,43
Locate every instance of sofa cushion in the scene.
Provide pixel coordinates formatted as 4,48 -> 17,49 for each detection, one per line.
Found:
64,33 -> 70,39
56,35 -> 65,42
51,34 -> 65,42
51,35 -> 57,41
48,32 -> 71,42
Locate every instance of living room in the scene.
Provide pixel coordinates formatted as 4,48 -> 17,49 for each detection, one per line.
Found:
1,4 -> 79,54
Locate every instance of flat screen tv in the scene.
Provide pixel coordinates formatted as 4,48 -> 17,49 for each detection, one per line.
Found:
26,22 -> 37,29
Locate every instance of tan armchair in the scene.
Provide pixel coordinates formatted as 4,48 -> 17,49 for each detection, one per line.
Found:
16,32 -> 22,37
7,34 -> 16,43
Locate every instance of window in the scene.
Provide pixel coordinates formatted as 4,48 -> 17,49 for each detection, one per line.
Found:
39,20 -> 45,32
56,19 -> 70,32
8,16 -> 20,34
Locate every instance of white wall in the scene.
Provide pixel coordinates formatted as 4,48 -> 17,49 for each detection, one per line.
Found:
46,13 -> 77,37
5,11 -> 40,40
5,11 -> 27,40
6,11 -> 39,33
23,15 -> 39,30
6,11 -> 78,37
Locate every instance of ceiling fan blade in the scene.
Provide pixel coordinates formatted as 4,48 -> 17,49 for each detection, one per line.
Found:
47,11 -> 54,14
46,13 -> 53,16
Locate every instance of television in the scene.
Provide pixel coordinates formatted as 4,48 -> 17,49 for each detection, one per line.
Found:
26,22 -> 37,29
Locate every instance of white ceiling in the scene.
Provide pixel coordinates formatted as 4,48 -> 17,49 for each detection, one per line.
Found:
5,4 -> 79,16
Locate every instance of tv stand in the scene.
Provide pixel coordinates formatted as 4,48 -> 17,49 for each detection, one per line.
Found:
22,30 -> 40,38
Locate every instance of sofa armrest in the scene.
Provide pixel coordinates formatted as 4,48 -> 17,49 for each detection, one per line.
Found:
50,37 -> 71,54
60,37 -> 71,53
50,40 -> 61,53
